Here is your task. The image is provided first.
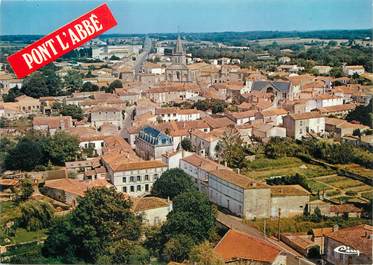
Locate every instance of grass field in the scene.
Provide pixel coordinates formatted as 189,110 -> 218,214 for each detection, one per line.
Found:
244,157 -> 335,181
244,156 -> 373,203
0,201 -> 47,245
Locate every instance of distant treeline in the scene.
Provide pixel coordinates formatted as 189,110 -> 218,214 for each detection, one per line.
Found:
1,29 -> 372,44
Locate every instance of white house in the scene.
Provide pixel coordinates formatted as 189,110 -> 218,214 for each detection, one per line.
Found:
133,196 -> 173,226
283,112 -> 325,139
342,65 -> 365,76
155,108 -> 201,122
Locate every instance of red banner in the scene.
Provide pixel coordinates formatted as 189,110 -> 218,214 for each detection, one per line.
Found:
7,3 -> 117,79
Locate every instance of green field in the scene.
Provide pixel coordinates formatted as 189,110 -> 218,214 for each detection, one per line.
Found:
244,157 -> 373,203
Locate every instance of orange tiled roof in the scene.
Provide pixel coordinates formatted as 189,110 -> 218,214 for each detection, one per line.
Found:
210,169 -> 268,189
270,185 -> 310,197
330,204 -> 362,214
44,178 -> 111,197
214,229 -> 281,263
132,196 -> 171,212
326,225 -> 372,258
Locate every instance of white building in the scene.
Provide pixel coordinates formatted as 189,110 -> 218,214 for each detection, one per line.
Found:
180,154 -> 231,193
133,196 -> 173,226
283,112 -> 325,139
342,65 -> 365,76
155,108 -> 201,122
105,160 -> 167,197
208,169 -> 271,220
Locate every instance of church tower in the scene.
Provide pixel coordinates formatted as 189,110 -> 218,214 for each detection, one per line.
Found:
172,35 -> 186,65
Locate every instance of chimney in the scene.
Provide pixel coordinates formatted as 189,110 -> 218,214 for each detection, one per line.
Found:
333,224 -> 339,232
224,161 -> 228,167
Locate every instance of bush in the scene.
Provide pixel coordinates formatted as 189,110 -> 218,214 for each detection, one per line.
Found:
307,245 -> 321,259
17,200 -> 54,231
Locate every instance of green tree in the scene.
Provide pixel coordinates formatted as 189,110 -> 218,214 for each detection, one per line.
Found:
189,241 -> 225,265
81,81 -> 99,92
163,234 -> 194,262
14,178 -> 34,202
41,64 -> 63,96
43,188 -> 142,263
181,137 -> 193,151
41,132 -> 79,165
18,200 -> 54,231
2,86 -> 23,102
151,168 -> 196,199
21,72 -> 49,98
105,79 -> 123,93
64,70 -> 83,93
194,100 -> 209,111
264,137 -> 300,159
216,128 -> 246,168
211,102 -> 225,114
5,138 -> 45,171
330,67 -> 343,78
59,104 -> 84,120
346,98 -> 373,128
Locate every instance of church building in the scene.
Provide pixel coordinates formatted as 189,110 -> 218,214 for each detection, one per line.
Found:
165,36 -> 192,82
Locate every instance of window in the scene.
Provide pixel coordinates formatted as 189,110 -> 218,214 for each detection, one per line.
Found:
137,185 -> 141,191
122,186 -> 127,192
137,176 -> 141,181
130,186 -> 134,192
130,176 -> 134,182
145,175 -> 149,181
154,174 -> 158,180
122,177 -> 126,183
145,184 -> 149,192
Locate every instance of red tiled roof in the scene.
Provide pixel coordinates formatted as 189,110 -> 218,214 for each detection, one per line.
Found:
215,229 -> 281,263
326,225 -> 372,258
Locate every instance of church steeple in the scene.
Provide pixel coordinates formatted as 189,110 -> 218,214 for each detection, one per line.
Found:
172,34 -> 186,65
175,35 -> 184,54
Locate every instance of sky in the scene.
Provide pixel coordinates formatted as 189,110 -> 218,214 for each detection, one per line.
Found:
0,0 -> 372,35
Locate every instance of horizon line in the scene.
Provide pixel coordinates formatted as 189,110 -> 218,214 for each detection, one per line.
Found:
0,28 -> 372,37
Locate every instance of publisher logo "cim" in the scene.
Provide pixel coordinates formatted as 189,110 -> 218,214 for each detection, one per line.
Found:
334,245 -> 360,256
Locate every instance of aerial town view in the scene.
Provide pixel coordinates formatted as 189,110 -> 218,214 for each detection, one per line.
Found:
0,0 -> 372,264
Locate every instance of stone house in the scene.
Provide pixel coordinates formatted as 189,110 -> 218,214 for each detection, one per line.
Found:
225,110 -> 256,125
89,105 -> 123,130
132,196 -> 172,226
155,107 -> 201,122
190,129 -> 225,160
135,126 -> 174,160
283,112 -> 325,139
32,116 -> 73,135
324,225 -> 372,265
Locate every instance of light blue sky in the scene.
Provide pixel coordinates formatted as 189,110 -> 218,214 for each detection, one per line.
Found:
1,0 -> 372,35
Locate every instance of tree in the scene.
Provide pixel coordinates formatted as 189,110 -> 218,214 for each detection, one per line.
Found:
181,138 -> 193,151
2,86 -> 23,102
64,70 -> 83,93
194,100 -> 209,111
264,137 -> 300,159
163,234 -> 194,262
189,241 -> 224,265
105,79 -> 123,93
14,178 -> 34,202
41,132 -> 79,165
21,72 -> 49,98
5,138 -> 45,171
41,64 -> 63,96
151,168 -> 196,199
346,98 -> 373,128
59,104 -> 84,120
18,200 -> 54,231
43,188 -> 142,263
330,67 -> 343,78
109,55 -> 120,60
216,127 -> 246,168
211,101 -> 225,114
161,191 -> 216,243
81,81 -> 99,92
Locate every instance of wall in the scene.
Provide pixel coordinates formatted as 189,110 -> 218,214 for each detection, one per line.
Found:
271,195 -> 309,218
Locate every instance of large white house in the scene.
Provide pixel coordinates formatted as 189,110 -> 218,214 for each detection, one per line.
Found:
283,112 -> 325,139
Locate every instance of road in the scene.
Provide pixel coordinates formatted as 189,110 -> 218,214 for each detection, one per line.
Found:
134,36 -> 152,79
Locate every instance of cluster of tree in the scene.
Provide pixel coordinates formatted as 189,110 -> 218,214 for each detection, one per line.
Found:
194,99 -> 226,114
264,137 -> 301,159
43,188 -> 146,264
105,79 -> 123,93
297,46 -> 373,72
181,137 -> 193,152
266,173 -> 310,191
302,139 -> 373,168
52,102 -> 84,120
148,170 -> 217,262
4,131 -> 80,171
346,98 -> 373,128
